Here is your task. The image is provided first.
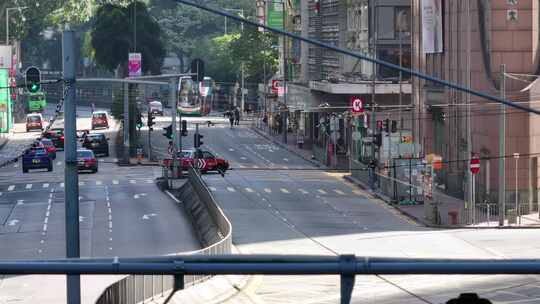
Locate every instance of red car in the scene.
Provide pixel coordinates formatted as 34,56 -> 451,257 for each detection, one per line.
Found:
91,111 -> 109,130
40,138 -> 57,159
77,149 -> 98,173
163,150 -> 229,173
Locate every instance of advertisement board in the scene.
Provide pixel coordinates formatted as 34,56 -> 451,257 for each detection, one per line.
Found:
421,0 -> 443,53
267,1 -> 284,29
0,46 -> 13,69
0,69 -> 11,132
128,53 -> 142,77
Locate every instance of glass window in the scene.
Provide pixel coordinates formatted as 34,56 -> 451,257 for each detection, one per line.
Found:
377,6 -> 395,39
77,150 -> 94,158
203,151 -> 214,159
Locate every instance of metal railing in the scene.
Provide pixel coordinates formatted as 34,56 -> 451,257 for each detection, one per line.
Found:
96,167 -> 232,304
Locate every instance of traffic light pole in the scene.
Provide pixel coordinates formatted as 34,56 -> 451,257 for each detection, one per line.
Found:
147,112 -> 152,162
62,30 -> 81,304
170,78 -> 179,180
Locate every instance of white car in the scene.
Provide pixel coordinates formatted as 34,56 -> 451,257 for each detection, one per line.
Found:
148,101 -> 163,116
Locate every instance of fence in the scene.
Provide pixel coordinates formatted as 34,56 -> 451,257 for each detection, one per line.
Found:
95,167 -> 232,304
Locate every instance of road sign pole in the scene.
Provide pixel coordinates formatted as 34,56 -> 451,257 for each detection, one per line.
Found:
123,82 -> 130,163
499,64 -> 506,226
170,78 -> 178,181
62,30 -> 81,304
472,174 -> 476,225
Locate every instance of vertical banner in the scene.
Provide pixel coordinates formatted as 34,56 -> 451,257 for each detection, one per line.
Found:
128,53 -> 142,77
0,69 -> 10,132
0,46 -> 13,69
267,1 -> 284,29
421,0 -> 443,54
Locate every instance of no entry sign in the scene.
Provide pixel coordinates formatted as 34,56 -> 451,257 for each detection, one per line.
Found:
350,96 -> 364,114
470,155 -> 480,175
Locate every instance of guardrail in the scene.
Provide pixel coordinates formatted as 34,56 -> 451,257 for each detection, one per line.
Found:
96,167 -> 232,304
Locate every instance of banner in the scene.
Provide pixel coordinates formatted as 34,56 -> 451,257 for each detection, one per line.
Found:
267,1 -> 284,29
128,53 -> 142,77
421,0 -> 443,53
0,46 -> 13,69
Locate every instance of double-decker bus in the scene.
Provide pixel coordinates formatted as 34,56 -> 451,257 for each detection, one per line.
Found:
199,77 -> 214,115
27,92 -> 46,113
177,76 -> 212,116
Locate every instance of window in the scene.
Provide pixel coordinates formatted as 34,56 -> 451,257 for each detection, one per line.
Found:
203,151 -> 214,159
376,6 -> 411,40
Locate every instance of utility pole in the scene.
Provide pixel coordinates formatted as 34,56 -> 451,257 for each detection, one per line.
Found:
370,0 -> 377,160
397,29 -> 403,158
282,0 -> 288,144
499,64 -> 506,226
62,29 -> 81,304
123,82 -> 130,163
466,0 -> 473,224
170,78 -> 179,180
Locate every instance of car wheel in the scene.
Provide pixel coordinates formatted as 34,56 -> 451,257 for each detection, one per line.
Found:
47,165 -> 53,172
93,168 -> 98,173
216,165 -> 227,174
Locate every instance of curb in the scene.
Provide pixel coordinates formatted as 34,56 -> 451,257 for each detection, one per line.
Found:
250,126 -> 325,169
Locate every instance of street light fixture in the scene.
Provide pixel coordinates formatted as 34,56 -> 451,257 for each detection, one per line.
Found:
5,6 -> 30,45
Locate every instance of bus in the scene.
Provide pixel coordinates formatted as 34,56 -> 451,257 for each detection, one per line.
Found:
177,76 -> 211,116
199,77 -> 214,115
27,92 -> 46,113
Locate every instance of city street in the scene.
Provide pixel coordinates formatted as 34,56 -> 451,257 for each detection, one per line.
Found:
0,108 -> 200,259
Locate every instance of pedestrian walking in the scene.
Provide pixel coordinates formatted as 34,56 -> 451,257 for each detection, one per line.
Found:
368,158 -> 378,190
234,107 -> 240,126
225,110 -> 234,128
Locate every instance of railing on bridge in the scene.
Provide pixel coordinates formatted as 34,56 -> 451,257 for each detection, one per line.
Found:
96,167 -> 232,304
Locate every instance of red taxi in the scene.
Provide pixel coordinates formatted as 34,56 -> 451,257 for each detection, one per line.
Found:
91,111 -> 109,130
163,150 -> 229,174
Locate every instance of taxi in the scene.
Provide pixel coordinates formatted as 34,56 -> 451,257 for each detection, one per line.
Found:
162,149 -> 229,174
22,147 -> 53,173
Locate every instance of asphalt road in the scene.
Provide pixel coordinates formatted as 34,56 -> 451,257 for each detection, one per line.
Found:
0,107 -> 200,259
148,118 -> 540,304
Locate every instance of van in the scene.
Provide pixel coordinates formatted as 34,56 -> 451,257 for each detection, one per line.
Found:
91,111 -> 109,130
149,101 -> 163,116
26,113 -> 44,132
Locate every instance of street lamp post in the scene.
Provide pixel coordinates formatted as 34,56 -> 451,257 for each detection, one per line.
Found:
6,6 -> 29,45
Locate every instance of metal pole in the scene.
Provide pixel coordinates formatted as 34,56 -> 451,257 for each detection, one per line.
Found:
472,174 -> 476,225
515,154 -> 519,225
5,9 -> 9,45
398,30 -> 402,158
170,79 -> 178,179
282,1 -> 288,144
499,64 -> 506,226
123,82 -> 130,163
241,62 -> 245,113
371,0 -> 377,160
148,120 -> 152,161
466,0 -> 473,225
62,30 -> 81,304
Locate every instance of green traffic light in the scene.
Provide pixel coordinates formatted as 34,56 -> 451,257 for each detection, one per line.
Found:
30,83 -> 39,93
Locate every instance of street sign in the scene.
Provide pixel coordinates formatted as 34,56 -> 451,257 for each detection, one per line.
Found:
470,155 -> 480,175
128,53 -> 142,77
350,96 -> 364,114
271,80 -> 280,94
196,159 -> 206,169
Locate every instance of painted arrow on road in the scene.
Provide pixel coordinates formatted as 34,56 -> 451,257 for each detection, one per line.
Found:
142,213 -> 157,220
134,193 -> 148,199
7,219 -> 19,226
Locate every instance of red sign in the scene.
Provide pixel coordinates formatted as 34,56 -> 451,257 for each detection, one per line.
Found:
271,80 -> 280,94
470,155 -> 480,175
350,96 -> 364,114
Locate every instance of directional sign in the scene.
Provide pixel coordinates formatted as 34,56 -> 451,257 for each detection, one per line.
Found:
350,96 -> 364,114
470,155 -> 480,175
196,159 -> 206,169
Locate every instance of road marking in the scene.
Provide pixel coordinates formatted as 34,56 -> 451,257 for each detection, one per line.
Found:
317,189 -> 327,194
334,189 -> 345,195
209,186 -> 217,192
299,189 -> 309,194
245,187 -> 254,193
113,180 -> 119,185
60,183 -> 64,187
43,183 -> 49,188
280,188 -> 290,194
264,188 -> 272,193
226,187 -> 236,192
78,181 -> 85,186
13,164 -> 18,168
239,164 -> 246,168
96,180 -> 102,185
165,190 -> 181,204
130,180 -> 136,184
99,159 -> 105,162
109,222 -> 113,229
252,165 -> 259,168
0,192 -> 2,196
7,185 -> 14,191
57,161 -> 62,166
229,148 -> 235,152
240,156 -> 247,160
17,200 -> 24,206
146,179 -> 153,183
25,184 -> 32,189
352,189 -> 364,196
44,218 -> 48,224
283,158 -> 289,162
282,166 -> 289,170
43,224 -> 47,231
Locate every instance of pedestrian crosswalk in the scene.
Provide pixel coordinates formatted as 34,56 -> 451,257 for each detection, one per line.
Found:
208,185 -> 366,198
0,179 -> 157,193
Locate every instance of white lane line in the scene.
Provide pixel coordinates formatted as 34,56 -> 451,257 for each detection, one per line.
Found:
7,185 -> 15,191
239,164 -> 246,168
25,184 -> 32,190
226,187 -> 236,192
334,189 -> 345,195
280,188 -> 290,194
78,181 -> 85,186
96,180 -> 102,186
60,183 -> 64,187
130,180 -> 136,184
43,224 -> 47,231
209,186 -> 217,192
43,183 -> 49,188
13,164 -> 18,168
240,156 -> 247,160
283,158 -> 289,162
109,222 -> 112,229
146,179 -> 153,183
264,188 -> 272,193
0,192 -> 2,196
57,161 -> 62,166
252,165 -> 259,169
299,189 -> 309,194
245,187 -> 254,193
165,190 -> 181,204
282,166 -> 289,170
317,189 -> 327,194
229,148 -> 235,152
17,200 -> 24,205
112,180 -> 119,185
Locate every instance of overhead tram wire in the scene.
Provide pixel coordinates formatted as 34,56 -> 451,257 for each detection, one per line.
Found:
174,0 -> 540,115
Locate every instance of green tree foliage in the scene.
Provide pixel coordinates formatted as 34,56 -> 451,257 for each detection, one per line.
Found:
91,1 -> 165,75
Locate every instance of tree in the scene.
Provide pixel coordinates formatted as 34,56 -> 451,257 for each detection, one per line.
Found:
91,1 -> 165,76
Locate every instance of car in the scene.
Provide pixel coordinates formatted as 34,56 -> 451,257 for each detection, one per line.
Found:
26,113 -> 44,132
40,138 -> 57,159
42,128 -> 64,150
163,149 -> 229,173
91,111 -> 109,129
82,133 -> 109,157
77,149 -> 98,173
148,100 -> 163,116
22,147 -> 53,173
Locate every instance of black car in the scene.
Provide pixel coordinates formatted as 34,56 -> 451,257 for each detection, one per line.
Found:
82,133 -> 109,157
42,128 -> 64,150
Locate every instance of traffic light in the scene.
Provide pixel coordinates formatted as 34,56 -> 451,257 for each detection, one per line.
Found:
391,120 -> 397,133
25,66 -> 41,93
190,59 -> 205,82
194,133 -> 204,148
136,113 -> 143,129
163,124 -> 172,139
147,112 -> 155,131
382,119 -> 390,133
181,120 -> 188,136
